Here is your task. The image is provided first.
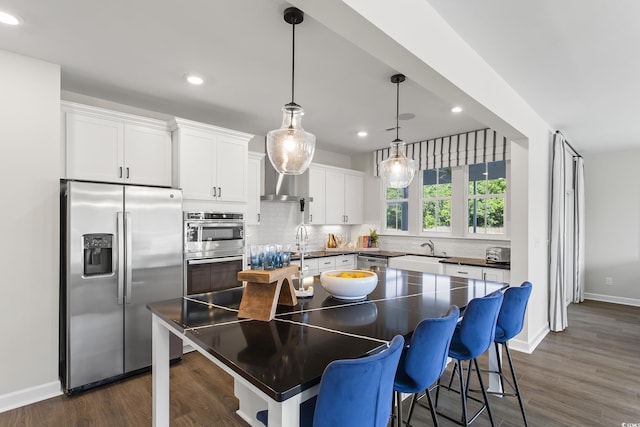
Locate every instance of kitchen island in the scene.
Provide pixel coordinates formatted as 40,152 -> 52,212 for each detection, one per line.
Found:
148,267 -> 506,427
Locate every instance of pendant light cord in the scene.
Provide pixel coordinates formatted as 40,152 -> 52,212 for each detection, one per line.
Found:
395,79 -> 400,143
291,23 -> 296,105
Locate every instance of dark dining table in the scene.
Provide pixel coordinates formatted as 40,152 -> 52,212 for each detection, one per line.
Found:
147,267 -> 506,427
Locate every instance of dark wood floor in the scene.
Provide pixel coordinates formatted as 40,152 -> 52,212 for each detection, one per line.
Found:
1,300 -> 638,426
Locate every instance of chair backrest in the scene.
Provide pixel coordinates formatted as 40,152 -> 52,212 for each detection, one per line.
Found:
313,335 -> 404,427
495,281 -> 533,342
401,306 -> 460,391
456,291 -> 504,359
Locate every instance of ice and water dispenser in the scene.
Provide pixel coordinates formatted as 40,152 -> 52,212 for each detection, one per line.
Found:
83,234 -> 113,276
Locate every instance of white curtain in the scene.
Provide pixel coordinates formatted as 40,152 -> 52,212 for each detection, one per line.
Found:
549,132 -> 584,332
573,157 -> 585,302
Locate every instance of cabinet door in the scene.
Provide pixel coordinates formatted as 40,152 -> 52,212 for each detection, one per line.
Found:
318,257 -> 336,273
443,264 -> 484,279
124,124 -> 171,186
308,166 -> 326,224
187,263 -> 213,294
335,254 -> 355,270
483,267 -> 508,283
325,170 -> 345,224
215,136 -> 247,202
66,113 -> 124,182
179,130 -> 216,200
246,154 -> 262,225
344,173 -> 364,224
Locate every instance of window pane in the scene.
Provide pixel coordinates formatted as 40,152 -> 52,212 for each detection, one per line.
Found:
386,202 -> 408,231
386,187 -> 408,200
422,201 -> 436,231
436,199 -> 451,230
468,198 -> 486,233
485,197 -> 504,234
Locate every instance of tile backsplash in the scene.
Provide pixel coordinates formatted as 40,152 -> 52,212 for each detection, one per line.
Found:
248,202 -> 510,259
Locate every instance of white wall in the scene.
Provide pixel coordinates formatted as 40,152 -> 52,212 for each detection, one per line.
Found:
0,50 -> 61,410
583,149 -> 640,306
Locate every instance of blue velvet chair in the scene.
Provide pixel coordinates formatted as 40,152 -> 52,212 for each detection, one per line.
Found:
256,334 -> 404,427
393,305 -> 460,427
439,290 -> 504,426
490,281 -> 533,426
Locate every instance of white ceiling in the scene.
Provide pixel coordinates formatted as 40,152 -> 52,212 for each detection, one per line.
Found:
0,0 -> 635,155
426,0 -> 640,154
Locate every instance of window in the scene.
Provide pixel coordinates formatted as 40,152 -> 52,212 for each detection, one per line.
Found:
467,160 -> 506,235
385,187 -> 409,232
422,168 -> 452,233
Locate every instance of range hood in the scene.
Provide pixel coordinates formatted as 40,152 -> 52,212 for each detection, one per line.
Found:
261,158 -> 312,202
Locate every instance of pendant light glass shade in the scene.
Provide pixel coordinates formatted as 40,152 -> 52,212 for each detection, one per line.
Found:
267,7 -> 315,175
380,73 -> 416,188
380,141 -> 416,188
266,103 -> 316,175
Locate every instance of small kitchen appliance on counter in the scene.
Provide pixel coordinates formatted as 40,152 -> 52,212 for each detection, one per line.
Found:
486,246 -> 511,263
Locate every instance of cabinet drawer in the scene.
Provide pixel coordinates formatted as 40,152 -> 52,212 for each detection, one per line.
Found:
335,254 -> 355,269
318,257 -> 336,272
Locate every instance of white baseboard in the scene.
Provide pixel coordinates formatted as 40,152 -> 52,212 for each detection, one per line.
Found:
584,293 -> 640,307
509,323 -> 549,354
0,381 -> 62,414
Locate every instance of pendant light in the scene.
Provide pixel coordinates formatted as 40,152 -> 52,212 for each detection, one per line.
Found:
266,7 -> 316,175
380,74 -> 416,188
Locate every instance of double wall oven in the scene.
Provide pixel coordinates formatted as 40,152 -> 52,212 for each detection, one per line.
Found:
184,212 -> 245,295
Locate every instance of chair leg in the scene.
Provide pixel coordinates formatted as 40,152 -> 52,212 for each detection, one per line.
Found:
504,343 -> 529,427
494,342 -> 505,393
457,359 -> 469,426
406,393 -> 418,426
425,388 -> 440,427
395,391 -> 403,427
473,358 -> 495,427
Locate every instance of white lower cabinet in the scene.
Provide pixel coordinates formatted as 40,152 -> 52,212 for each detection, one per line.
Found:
292,254 -> 357,277
335,254 -> 356,270
291,258 -> 319,277
443,264 -> 510,283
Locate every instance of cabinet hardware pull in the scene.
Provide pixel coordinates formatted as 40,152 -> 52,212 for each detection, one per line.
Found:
257,213 -> 260,223
218,187 -> 221,198
458,271 -> 467,275
119,167 -> 123,178
126,167 -> 130,179
309,214 -> 313,222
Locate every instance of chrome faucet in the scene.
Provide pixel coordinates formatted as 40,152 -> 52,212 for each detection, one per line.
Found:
295,222 -> 309,291
421,240 -> 435,256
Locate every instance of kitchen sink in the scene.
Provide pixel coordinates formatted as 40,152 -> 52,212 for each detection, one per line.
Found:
388,255 -> 447,274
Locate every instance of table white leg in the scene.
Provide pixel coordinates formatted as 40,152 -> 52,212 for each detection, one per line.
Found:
268,394 -> 301,427
152,315 -> 170,427
487,342 -> 503,394
235,379 -> 267,426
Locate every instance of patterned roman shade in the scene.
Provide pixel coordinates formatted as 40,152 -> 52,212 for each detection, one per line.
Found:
373,128 -> 510,176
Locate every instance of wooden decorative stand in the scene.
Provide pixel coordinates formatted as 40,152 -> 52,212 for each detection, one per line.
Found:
237,265 -> 299,321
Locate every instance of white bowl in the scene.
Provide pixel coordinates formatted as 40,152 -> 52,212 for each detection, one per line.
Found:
319,270 -> 378,301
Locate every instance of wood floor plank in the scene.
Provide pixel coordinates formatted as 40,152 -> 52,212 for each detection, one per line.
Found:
1,300 -> 638,426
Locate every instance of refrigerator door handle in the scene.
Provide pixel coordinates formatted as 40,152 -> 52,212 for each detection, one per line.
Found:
117,212 -> 125,304
125,211 -> 133,304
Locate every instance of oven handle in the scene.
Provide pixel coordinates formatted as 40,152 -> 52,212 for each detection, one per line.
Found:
187,256 -> 244,265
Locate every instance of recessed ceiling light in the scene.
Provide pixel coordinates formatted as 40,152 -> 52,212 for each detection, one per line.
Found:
451,106 -> 463,113
0,10 -> 22,26
357,131 -> 368,138
185,74 -> 204,85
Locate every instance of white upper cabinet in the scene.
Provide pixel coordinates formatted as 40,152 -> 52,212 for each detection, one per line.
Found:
171,118 -> 253,203
324,167 -> 364,225
247,152 -> 264,225
63,102 -> 172,186
307,165 -> 326,225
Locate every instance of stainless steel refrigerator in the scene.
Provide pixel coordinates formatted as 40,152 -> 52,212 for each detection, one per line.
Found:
60,181 -> 183,393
